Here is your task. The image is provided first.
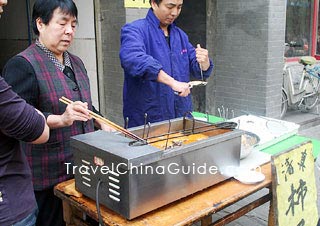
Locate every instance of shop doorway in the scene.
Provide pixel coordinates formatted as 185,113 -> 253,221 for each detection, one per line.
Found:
176,0 -> 208,113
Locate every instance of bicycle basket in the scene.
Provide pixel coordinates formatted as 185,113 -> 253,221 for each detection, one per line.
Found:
306,64 -> 320,77
299,56 -> 316,65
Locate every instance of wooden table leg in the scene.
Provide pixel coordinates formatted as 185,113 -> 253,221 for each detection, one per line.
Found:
62,200 -> 76,226
201,215 -> 212,226
62,200 -> 90,226
268,195 -> 275,226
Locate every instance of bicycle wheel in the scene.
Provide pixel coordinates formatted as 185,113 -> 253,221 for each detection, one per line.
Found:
303,77 -> 320,110
303,93 -> 319,110
280,89 -> 288,119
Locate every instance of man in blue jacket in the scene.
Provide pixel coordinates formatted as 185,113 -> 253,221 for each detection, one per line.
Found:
120,0 -> 214,128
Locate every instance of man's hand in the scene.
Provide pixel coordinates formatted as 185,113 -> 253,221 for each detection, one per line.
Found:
157,70 -> 191,97
196,44 -> 210,71
171,79 -> 190,97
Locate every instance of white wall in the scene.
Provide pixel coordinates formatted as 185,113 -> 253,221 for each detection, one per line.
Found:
68,0 -> 99,109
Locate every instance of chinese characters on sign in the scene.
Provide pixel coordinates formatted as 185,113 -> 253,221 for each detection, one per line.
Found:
271,141 -> 318,226
124,0 -> 150,8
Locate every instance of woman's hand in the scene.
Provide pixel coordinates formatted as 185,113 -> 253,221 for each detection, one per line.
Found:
96,120 -> 116,132
60,101 -> 91,127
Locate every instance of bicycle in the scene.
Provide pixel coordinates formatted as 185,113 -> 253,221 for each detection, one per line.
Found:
281,56 -> 320,118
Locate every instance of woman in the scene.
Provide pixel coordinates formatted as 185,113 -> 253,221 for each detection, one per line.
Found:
2,0 -> 110,225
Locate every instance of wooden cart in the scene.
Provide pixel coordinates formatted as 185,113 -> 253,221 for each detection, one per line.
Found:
54,163 -> 274,226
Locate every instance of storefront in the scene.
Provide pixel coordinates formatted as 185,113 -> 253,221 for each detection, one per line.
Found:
285,0 -> 320,60
2,0 -> 318,123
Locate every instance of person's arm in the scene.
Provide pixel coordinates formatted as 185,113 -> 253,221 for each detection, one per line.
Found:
2,56 -> 39,106
157,70 -> 190,97
31,109 -> 50,144
120,24 -> 191,96
119,24 -> 162,81
0,77 -> 49,144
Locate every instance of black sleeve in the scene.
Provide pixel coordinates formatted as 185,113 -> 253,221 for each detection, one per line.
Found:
2,56 -> 39,108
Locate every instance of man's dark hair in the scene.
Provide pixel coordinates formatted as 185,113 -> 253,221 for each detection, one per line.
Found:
32,0 -> 78,36
149,0 -> 162,6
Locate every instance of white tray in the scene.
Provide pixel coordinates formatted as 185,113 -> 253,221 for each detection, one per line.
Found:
229,114 -> 300,151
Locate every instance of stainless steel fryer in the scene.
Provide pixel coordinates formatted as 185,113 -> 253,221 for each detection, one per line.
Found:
71,117 -> 242,219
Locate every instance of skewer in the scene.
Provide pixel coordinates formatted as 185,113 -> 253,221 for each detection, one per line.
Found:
199,63 -> 204,82
164,120 -> 171,150
145,122 -> 151,143
142,113 -> 148,139
59,96 -> 145,143
125,117 -> 129,129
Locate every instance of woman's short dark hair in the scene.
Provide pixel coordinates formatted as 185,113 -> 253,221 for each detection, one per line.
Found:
32,0 -> 78,36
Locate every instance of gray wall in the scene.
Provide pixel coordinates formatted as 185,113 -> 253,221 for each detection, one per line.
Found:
0,0 -> 30,71
97,0 -> 126,125
206,0 -> 286,119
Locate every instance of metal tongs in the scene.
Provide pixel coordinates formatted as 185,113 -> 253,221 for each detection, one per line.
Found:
188,80 -> 208,88
189,63 -> 208,88
174,63 -> 207,95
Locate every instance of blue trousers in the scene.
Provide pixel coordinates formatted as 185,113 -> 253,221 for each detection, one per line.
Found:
12,207 -> 38,226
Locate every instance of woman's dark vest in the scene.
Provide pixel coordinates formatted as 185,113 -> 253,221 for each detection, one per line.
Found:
19,44 -> 95,190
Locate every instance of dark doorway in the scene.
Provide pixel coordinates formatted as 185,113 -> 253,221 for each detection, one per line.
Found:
176,0 -> 207,113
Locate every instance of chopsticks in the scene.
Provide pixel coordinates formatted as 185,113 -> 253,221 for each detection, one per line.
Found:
59,96 -> 145,143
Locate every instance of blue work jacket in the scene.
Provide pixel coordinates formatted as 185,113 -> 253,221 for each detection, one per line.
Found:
120,9 -> 214,128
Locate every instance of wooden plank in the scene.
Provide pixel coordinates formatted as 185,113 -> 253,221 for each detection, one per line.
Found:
54,163 -> 271,226
211,193 -> 271,225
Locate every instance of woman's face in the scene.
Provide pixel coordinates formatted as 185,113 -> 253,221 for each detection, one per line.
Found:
0,0 -> 8,18
37,7 -> 77,58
